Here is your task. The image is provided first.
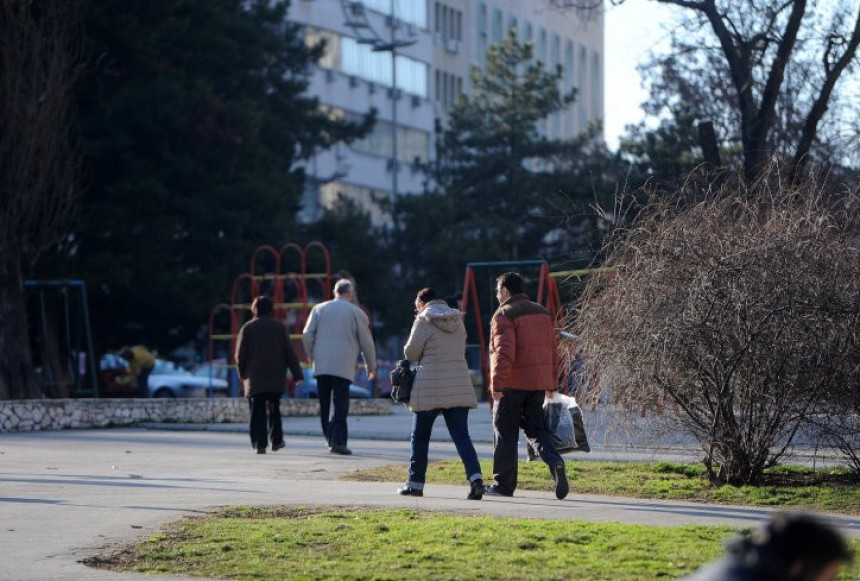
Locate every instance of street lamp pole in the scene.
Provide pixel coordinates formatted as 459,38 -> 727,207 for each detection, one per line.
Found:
390,0 -> 398,199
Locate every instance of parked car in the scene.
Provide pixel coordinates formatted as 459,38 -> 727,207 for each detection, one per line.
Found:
298,374 -> 371,399
99,355 -> 229,398
190,358 -> 230,382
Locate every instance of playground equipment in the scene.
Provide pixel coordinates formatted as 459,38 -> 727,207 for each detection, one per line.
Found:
24,280 -> 98,398
208,242 -> 333,397
458,261 -> 613,401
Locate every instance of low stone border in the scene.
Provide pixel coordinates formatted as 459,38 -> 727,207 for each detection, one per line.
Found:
0,398 -> 391,433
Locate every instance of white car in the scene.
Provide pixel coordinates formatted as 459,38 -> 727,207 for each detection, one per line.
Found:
148,359 -> 229,398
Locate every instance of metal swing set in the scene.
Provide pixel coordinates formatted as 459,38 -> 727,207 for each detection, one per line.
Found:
208,242 -> 334,397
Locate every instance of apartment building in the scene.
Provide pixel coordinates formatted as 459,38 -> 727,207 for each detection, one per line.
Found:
290,0 -> 604,224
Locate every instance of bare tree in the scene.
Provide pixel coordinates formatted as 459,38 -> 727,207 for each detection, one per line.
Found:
574,167 -> 860,485
550,0 -> 860,184
0,0 -> 80,399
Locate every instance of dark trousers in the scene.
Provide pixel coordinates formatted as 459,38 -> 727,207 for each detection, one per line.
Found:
248,393 -> 284,451
137,367 -> 152,398
317,375 -> 351,447
492,388 -> 564,494
407,407 -> 482,490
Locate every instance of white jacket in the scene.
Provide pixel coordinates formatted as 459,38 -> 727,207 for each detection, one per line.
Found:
404,300 -> 477,412
302,297 -> 376,382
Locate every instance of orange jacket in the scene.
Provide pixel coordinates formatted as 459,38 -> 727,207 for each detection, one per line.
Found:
489,294 -> 559,392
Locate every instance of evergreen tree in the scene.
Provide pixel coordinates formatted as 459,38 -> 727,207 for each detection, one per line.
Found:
45,0 -> 372,352
392,31 -> 608,298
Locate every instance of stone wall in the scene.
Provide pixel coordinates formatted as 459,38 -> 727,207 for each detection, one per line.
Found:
0,398 -> 391,433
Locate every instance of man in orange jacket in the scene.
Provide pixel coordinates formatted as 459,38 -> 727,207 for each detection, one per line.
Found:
484,272 -> 568,500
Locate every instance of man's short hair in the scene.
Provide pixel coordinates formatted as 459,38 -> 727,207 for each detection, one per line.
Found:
334,279 -> 353,296
497,272 -> 524,295
252,295 -> 273,317
416,287 -> 437,304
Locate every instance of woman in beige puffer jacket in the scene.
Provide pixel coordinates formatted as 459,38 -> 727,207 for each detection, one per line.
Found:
397,288 -> 483,500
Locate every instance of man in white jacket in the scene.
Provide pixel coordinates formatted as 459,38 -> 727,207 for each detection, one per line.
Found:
302,279 -> 377,455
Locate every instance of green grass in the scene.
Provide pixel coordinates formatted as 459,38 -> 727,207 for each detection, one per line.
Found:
91,505 -> 733,580
90,506 -> 860,580
346,460 -> 860,515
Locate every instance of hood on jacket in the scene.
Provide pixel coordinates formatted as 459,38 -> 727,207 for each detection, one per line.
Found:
417,299 -> 462,333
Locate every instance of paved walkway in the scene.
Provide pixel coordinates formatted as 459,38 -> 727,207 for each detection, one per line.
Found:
1,405 -> 857,580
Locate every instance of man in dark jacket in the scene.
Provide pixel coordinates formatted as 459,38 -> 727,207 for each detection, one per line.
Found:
684,512 -> 851,580
236,295 -> 304,454
484,272 -> 568,500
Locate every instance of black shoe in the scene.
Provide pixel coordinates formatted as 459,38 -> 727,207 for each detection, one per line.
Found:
256,448 -> 266,454
553,463 -> 569,500
483,485 -> 513,497
467,479 -> 484,500
526,446 -> 537,462
272,441 -> 285,452
329,445 -> 352,455
397,486 -> 423,497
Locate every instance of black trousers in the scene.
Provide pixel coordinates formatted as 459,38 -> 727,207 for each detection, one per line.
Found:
248,393 -> 284,451
137,367 -> 152,398
316,375 -> 351,447
492,388 -> 564,494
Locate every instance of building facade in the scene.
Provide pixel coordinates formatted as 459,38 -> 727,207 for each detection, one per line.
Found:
290,0 -> 604,224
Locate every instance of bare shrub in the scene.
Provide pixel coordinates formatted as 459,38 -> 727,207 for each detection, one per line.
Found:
574,167 -> 860,485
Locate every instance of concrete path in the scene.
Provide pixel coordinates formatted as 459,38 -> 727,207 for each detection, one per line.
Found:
1,407 -> 857,581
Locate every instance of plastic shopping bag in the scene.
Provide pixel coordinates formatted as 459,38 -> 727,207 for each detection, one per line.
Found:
543,393 -> 591,454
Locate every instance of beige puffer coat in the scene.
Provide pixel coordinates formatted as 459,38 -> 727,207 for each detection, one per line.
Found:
404,300 -> 477,412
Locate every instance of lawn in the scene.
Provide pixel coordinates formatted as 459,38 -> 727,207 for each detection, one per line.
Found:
88,505 -> 731,580
346,460 -> 860,515
88,506 -> 860,580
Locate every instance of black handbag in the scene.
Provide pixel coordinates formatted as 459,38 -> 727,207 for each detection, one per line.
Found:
389,359 -> 415,404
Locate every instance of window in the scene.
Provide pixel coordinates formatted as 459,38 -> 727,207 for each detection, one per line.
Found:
565,40 -> 574,135
591,50 -> 602,122
303,27 -> 341,69
508,15 -> 517,37
491,8 -> 502,43
349,118 -> 430,163
477,3 -> 488,65
342,37 -> 428,97
578,44 -> 588,128
524,21 -> 532,43
364,0 -> 427,29
538,28 -> 547,65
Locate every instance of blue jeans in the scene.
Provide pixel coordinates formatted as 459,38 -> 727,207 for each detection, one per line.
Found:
407,407 -> 482,490
317,375 -> 350,447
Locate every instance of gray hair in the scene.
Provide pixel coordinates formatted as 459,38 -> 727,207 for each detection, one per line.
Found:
334,279 -> 353,296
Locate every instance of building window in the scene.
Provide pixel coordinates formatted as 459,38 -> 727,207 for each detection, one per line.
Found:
538,28 -> 547,65
578,44 -> 588,128
303,26 -> 341,69
508,15 -> 517,37
478,3 -> 488,65
524,21 -> 532,43
565,39 -> 574,135
363,0 -> 427,29
591,50 -> 602,122
342,37 -> 428,97
491,8 -> 502,43
347,116 -> 431,164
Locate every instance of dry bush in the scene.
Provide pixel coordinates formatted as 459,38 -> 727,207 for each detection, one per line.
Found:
573,167 -> 860,485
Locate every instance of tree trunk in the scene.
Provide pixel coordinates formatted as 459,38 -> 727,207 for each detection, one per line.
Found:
0,254 -> 41,400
